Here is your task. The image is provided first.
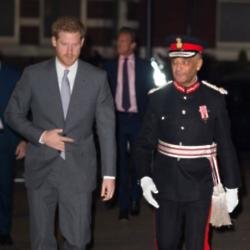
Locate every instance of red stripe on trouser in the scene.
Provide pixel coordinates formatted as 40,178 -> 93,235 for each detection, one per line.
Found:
204,206 -> 211,250
153,203 -> 211,250
153,211 -> 158,250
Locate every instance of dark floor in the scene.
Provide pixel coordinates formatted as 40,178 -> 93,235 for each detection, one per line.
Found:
2,152 -> 250,250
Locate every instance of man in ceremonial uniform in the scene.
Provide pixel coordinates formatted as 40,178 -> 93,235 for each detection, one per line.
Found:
135,36 -> 241,250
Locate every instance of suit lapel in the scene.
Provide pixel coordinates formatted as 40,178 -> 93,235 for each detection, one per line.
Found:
110,59 -> 118,96
45,59 -> 65,126
64,61 -> 86,129
135,57 -> 140,101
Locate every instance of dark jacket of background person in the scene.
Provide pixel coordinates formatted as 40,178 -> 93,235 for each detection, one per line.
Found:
0,63 -> 21,240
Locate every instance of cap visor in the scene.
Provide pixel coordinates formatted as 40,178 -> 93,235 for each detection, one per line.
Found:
169,51 -> 197,58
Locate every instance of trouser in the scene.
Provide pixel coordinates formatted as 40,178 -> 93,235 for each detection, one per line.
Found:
155,198 -> 211,250
0,154 -> 14,235
27,167 -> 92,250
117,113 -> 141,211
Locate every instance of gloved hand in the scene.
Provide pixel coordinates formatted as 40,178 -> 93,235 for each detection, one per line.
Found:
225,188 -> 239,213
140,176 -> 159,208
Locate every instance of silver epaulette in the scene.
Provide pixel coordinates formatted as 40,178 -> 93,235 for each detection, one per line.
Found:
201,80 -> 228,95
148,81 -> 173,95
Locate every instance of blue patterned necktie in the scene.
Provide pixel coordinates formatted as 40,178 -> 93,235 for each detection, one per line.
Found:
60,69 -> 71,159
60,69 -> 71,119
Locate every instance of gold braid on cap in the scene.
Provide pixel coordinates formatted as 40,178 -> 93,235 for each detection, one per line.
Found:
176,37 -> 183,50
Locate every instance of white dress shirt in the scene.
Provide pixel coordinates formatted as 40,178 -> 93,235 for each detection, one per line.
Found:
55,58 -> 78,93
116,54 -> 138,113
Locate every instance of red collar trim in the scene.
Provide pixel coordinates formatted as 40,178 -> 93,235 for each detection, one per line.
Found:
173,81 -> 200,94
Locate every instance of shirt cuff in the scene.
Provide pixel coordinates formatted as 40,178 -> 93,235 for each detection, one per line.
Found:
103,176 -> 115,179
39,131 -> 47,144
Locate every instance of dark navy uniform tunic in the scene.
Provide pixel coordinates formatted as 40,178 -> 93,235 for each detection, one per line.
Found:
136,81 -> 241,202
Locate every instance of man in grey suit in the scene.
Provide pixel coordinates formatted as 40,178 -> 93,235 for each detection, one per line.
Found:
5,16 -> 116,250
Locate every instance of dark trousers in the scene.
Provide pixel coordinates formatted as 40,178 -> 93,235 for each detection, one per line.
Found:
117,113 -> 141,211
155,198 -> 211,250
27,166 -> 93,250
0,154 -> 14,235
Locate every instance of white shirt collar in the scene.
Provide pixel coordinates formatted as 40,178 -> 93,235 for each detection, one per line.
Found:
119,53 -> 135,61
55,58 -> 78,92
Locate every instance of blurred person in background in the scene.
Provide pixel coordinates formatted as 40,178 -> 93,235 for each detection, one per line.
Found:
0,58 -> 26,245
104,27 -> 153,220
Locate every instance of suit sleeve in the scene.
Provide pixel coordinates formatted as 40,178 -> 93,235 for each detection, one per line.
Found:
134,94 -> 159,178
95,72 -> 116,177
1,69 -> 22,148
4,68 -> 44,144
215,95 -> 241,188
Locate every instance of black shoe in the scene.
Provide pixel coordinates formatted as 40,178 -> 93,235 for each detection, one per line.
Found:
130,201 -> 140,216
0,234 -> 13,245
119,209 -> 129,220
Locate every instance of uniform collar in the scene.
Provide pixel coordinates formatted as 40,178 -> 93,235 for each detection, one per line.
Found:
173,81 -> 200,94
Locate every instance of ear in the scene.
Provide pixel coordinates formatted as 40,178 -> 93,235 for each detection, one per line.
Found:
51,36 -> 57,47
80,38 -> 85,47
196,57 -> 203,71
131,41 -> 137,51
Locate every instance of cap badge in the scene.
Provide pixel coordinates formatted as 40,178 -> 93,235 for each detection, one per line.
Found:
176,37 -> 183,50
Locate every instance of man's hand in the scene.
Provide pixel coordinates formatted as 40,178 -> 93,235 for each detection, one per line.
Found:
101,179 -> 115,201
225,188 -> 239,213
42,129 -> 74,151
141,176 -> 159,208
15,140 -> 27,160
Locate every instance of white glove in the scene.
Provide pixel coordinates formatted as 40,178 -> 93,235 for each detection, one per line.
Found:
225,188 -> 239,213
140,176 -> 159,208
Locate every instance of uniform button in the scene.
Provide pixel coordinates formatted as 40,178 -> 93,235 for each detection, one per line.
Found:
183,96 -> 187,100
178,142 -> 182,160
181,126 -> 185,130
182,110 -> 186,115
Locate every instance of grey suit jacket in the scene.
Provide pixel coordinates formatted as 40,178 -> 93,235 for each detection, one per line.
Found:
5,58 -> 116,192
